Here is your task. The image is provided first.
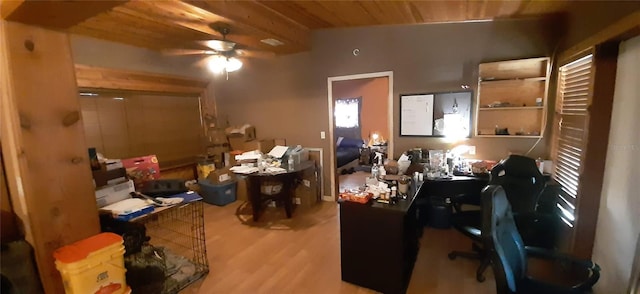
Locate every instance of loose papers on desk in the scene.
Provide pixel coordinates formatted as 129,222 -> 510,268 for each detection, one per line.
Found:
230,165 -> 259,174
229,165 -> 287,175
100,198 -> 155,221
234,150 -> 261,161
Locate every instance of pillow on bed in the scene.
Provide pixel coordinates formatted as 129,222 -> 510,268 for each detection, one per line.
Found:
337,137 -> 364,148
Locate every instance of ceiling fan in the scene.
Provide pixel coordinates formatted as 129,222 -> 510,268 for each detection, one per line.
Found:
162,23 -> 274,74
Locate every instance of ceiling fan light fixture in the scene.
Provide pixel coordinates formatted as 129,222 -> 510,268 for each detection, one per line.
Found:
207,55 -> 243,74
225,57 -> 243,72
208,55 -> 227,74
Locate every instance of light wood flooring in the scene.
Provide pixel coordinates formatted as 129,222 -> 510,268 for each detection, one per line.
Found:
181,199 -> 496,294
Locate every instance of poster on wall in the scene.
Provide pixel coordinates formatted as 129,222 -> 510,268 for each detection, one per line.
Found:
400,91 -> 472,138
400,94 -> 434,136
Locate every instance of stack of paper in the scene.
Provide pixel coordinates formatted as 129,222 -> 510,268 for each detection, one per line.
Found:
265,167 -> 287,174
230,166 -> 259,174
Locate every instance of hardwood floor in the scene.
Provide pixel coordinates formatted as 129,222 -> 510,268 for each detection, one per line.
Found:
182,200 -> 495,294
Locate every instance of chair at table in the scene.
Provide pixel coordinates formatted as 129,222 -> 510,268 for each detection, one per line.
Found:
482,185 -> 600,294
448,155 -> 552,282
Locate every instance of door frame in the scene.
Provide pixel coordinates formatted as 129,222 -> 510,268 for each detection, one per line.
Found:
327,71 -> 394,200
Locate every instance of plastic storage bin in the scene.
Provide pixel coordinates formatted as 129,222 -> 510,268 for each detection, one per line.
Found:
199,179 -> 237,206
53,232 -> 128,294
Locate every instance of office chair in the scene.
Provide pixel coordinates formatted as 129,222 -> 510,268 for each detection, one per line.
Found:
448,155 -> 552,282
482,185 -> 600,294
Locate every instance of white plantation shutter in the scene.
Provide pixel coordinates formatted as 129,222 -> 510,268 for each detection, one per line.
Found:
552,54 -> 593,228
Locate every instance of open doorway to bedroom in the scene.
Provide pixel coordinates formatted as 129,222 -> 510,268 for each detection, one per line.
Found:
327,72 -> 393,199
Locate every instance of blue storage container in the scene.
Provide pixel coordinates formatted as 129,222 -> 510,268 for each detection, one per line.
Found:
198,179 -> 237,206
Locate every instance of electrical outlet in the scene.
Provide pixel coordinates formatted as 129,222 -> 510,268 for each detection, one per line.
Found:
294,197 -> 301,205
269,201 -> 276,207
468,146 -> 476,155
320,131 -> 326,139
303,179 -> 310,187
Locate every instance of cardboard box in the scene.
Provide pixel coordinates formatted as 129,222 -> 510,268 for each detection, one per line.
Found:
244,139 -> 275,154
206,166 -> 236,184
92,167 -> 127,188
294,166 -> 319,209
228,136 -> 248,151
95,180 -> 135,208
226,150 -> 243,166
226,125 -> 256,141
274,138 -> 286,146
122,155 -> 161,189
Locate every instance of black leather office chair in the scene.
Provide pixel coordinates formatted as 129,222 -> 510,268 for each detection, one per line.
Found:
448,155 -> 552,282
481,185 -> 600,294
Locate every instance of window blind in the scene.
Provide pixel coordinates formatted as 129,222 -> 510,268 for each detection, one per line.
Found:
553,54 -> 593,228
80,90 -> 203,166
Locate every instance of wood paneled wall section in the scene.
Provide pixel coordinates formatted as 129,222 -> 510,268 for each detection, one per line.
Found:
0,21 -> 99,293
75,64 -> 208,94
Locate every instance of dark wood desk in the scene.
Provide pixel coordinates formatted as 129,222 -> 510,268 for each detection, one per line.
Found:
246,161 -> 314,221
339,182 -> 425,294
421,175 -> 489,202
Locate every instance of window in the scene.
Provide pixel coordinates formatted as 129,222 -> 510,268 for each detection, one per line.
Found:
79,90 -> 203,166
334,98 -> 361,128
552,54 -> 593,228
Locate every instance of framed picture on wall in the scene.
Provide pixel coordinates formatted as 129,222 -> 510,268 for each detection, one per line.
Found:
400,90 -> 473,138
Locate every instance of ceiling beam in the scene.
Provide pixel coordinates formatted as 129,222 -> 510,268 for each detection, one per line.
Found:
185,0 -> 311,51
2,0 -> 127,29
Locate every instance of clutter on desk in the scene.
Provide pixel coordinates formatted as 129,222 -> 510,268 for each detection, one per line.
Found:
95,179 -> 136,208
121,155 -> 161,189
339,190 -> 373,204
100,198 -> 155,221
140,179 -> 188,197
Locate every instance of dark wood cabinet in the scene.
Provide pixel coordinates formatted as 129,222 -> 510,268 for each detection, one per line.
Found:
339,184 -> 424,294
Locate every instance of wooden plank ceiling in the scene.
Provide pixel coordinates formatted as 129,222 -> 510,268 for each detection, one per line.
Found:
4,0 -> 570,55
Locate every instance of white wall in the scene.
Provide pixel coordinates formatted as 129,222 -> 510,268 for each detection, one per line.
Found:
592,35 -> 640,293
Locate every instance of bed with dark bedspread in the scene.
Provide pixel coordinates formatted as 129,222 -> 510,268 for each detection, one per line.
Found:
336,137 -> 364,168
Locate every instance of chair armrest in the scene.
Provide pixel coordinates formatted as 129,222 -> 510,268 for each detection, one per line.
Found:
525,246 -> 601,291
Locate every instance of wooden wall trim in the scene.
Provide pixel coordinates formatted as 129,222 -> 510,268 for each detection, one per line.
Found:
1,21 -> 101,293
572,42 -> 619,259
559,10 -> 640,62
75,64 -> 209,94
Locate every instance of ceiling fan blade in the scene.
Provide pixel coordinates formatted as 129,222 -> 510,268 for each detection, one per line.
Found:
162,49 -> 215,56
199,40 -> 236,52
235,49 -> 275,59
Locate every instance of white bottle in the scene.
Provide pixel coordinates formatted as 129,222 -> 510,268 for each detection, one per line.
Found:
288,156 -> 295,171
371,163 -> 379,179
379,164 -> 386,180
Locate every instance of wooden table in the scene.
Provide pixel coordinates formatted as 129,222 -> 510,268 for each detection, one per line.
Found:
246,161 -> 315,221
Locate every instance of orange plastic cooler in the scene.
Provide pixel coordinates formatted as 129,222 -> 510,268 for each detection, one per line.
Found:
54,232 -> 129,294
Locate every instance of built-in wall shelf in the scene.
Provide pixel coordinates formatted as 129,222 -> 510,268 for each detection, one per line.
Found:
480,77 -> 547,83
475,57 -> 550,138
479,106 -> 544,111
475,135 -> 543,138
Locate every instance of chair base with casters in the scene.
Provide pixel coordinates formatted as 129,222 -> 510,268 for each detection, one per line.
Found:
482,185 -> 600,294
448,209 -> 491,282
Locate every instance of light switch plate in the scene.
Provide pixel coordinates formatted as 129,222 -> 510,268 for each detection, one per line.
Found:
320,131 -> 326,139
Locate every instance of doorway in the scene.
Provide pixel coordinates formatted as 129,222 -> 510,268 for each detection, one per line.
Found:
327,71 -> 393,200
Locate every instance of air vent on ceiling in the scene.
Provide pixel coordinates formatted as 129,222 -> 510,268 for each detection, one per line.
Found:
260,38 -> 284,47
